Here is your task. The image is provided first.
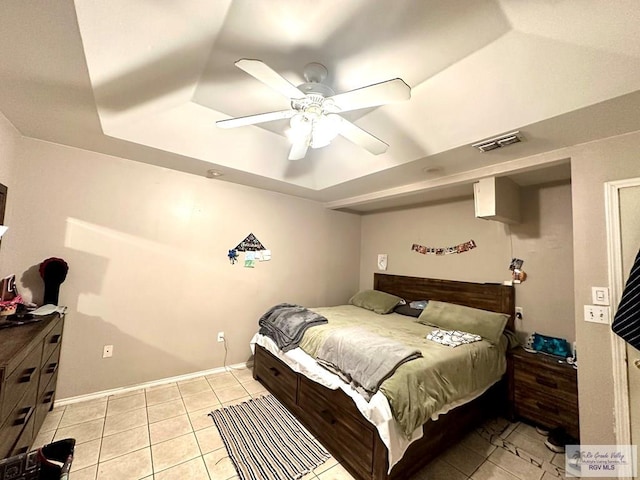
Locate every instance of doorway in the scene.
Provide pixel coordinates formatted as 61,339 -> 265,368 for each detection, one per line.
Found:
606,177 -> 640,462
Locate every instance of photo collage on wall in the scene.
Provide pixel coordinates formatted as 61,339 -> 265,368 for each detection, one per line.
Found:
411,239 -> 477,256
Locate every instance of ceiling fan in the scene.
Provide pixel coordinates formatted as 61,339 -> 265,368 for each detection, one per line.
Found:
216,59 -> 411,160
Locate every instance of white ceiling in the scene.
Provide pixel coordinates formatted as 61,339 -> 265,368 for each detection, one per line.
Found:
1,0 -> 639,213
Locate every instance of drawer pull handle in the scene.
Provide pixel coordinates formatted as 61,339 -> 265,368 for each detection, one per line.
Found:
14,446 -> 29,455
535,376 -> 558,389
319,409 -> 337,425
43,390 -> 56,404
536,402 -> 559,415
20,367 -> 37,383
268,367 -> 280,377
50,334 -> 62,344
46,362 -> 59,374
15,406 -> 34,426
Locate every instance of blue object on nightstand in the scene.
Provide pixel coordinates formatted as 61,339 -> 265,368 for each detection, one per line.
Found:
525,332 -> 572,358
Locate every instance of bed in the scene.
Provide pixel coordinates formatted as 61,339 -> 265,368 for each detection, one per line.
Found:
252,273 -> 515,480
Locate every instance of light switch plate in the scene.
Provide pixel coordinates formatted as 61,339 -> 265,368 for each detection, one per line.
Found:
377,254 -> 388,271
591,286 -> 610,306
584,305 -> 610,324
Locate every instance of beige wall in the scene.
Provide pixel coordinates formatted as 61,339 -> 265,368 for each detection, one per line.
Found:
0,112 -> 20,222
1,136 -> 361,399
360,181 -> 575,344
570,131 -> 640,448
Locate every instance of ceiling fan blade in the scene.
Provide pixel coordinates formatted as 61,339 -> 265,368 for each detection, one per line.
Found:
329,78 -> 411,113
216,109 -> 295,129
338,117 -> 389,155
288,137 -> 310,160
235,59 -> 306,100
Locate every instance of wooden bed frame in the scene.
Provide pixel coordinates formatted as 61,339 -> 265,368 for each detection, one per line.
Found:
253,274 -> 515,480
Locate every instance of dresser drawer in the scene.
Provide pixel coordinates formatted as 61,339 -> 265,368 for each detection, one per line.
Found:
298,377 -> 375,479
8,411 -> 36,457
0,390 -> 37,459
253,346 -> 298,408
0,345 -> 41,426
38,345 -> 61,397
34,371 -> 58,437
41,319 -> 63,368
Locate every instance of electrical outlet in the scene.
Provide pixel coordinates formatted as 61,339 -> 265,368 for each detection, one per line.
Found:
515,307 -> 523,320
584,305 -> 610,324
217,331 -> 225,343
103,345 -> 113,358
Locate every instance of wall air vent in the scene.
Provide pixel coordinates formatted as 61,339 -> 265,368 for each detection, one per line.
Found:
472,131 -> 522,152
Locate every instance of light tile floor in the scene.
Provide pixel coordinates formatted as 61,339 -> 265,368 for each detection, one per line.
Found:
33,368 -> 573,480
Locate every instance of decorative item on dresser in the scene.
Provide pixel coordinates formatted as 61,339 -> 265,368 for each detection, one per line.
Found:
509,346 -> 579,440
0,313 -> 64,459
253,273 -> 515,480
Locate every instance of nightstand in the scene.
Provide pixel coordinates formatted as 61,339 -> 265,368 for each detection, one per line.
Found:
510,346 -> 579,440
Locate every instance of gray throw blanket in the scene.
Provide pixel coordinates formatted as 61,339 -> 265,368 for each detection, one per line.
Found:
258,303 -> 328,352
316,327 -> 422,401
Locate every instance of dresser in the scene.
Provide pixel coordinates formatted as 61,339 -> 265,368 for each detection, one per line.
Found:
510,346 -> 579,439
0,314 -> 63,459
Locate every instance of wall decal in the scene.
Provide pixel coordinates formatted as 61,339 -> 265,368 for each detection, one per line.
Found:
234,233 -> 266,252
228,233 -> 270,266
411,239 -> 476,256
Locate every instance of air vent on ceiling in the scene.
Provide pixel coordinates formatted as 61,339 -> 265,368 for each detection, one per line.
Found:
472,131 -> 522,153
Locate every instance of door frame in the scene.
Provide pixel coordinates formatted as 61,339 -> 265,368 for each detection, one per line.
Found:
605,177 -> 640,461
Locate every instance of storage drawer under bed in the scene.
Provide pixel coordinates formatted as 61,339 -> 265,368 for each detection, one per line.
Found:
298,376 -> 375,479
253,345 -> 298,408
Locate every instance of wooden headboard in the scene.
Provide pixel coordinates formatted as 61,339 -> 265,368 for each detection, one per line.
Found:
374,273 -> 515,332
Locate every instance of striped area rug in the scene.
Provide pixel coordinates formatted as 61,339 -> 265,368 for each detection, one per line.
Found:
209,394 -> 330,480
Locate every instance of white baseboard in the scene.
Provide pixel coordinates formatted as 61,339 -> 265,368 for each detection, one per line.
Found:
55,361 -> 251,407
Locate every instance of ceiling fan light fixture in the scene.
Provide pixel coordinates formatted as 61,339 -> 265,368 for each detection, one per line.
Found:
310,114 -> 341,149
286,112 -> 341,150
286,114 -> 312,143
217,59 -> 411,160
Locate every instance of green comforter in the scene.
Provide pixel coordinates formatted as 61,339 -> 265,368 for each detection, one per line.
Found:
300,305 -> 507,437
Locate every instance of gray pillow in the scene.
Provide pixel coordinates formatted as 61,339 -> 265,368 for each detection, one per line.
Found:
349,289 -> 404,314
417,300 -> 509,344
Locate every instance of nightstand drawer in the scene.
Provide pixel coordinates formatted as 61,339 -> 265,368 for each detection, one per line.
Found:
515,389 -> 579,437
514,368 -> 577,402
515,387 -> 577,421
513,353 -> 575,378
